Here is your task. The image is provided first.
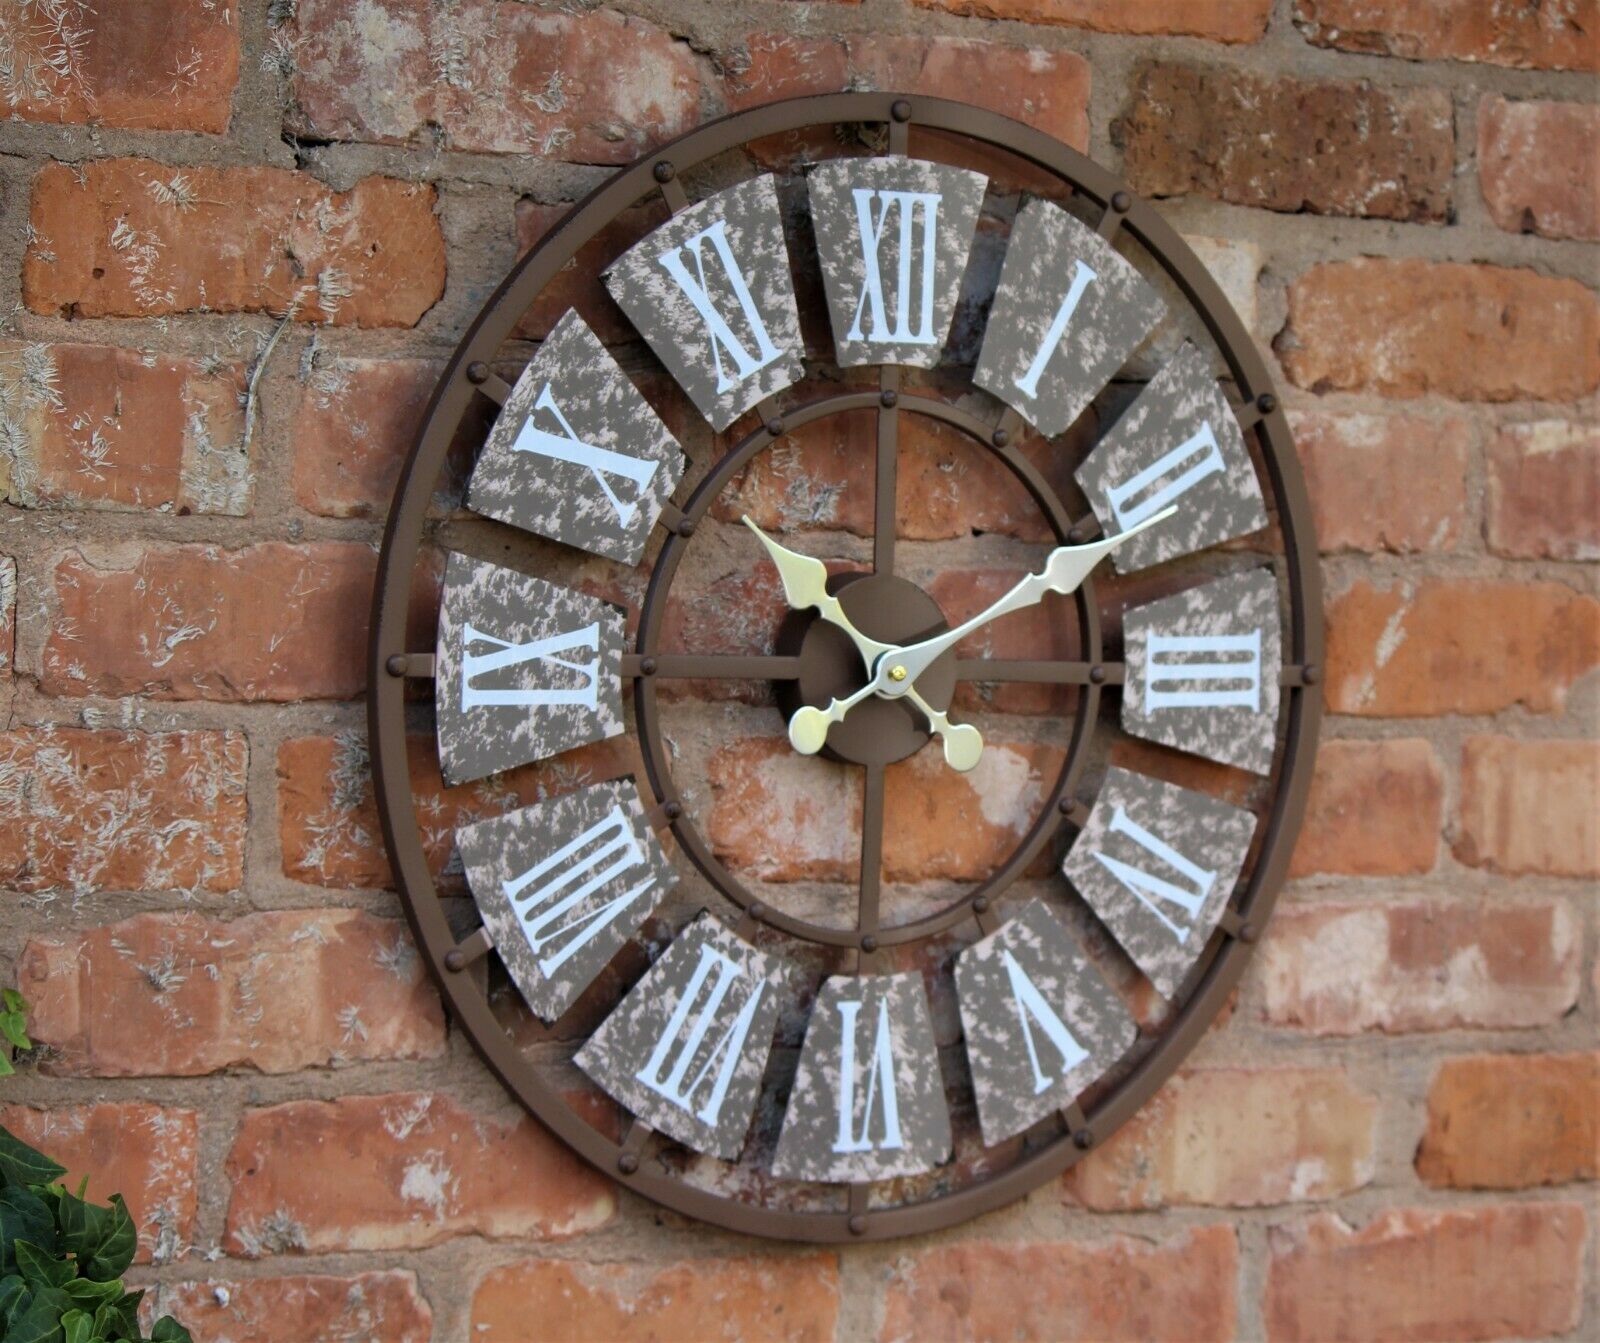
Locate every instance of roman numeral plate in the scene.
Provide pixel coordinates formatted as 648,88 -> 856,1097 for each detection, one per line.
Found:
1122,569 -> 1282,775
575,912 -> 797,1161
456,779 -> 677,1023
604,175 -> 804,431
1063,768 -> 1258,1001
974,198 -> 1166,437
465,309 -> 686,565
1076,343 -> 1268,572
806,156 -> 988,368
772,971 -> 951,1183
955,898 -> 1137,1147
434,552 -> 625,786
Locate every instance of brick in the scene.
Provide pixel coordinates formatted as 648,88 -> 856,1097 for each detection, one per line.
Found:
912,0 -> 1272,43
1325,579 -> 1600,717
1278,259 -> 1600,402
227,1092 -> 612,1254
1294,0 -> 1600,72
0,728 -> 247,895
0,0 -> 239,132
1289,411 -> 1470,553
471,1257 -> 840,1343
1260,901 -> 1579,1034
1479,97 -> 1600,241
1455,737 -> 1600,877
711,413 -> 1086,548
278,733 -> 642,890
24,160 -> 443,326
0,1104 -> 197,1264
725,33 -> 1090,180
44,543 -> 386,702
1264,1204 -> 1587,1343
288,1 -> 700,163
881,1228 -> 1238,1343
1417,1053 -> 1599,1189
290,357 -> 445,519
708,737 -> 1063,883
1290,739 -> 1443,878
1486,420 -> 1599,560
1121,66 -> 1453,223
0,341 -> 248,514
1066,1069 -> 1375,1210
20,909 -> 445,1076
145,1272 -> 431,1343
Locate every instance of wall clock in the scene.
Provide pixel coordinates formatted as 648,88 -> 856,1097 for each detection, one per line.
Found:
369,94 -> 1323,1241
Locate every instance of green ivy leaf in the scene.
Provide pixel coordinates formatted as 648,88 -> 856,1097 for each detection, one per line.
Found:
14,1240 -> 74,1292
0,1053 -> 15,1079
1,1186 -> 59,1275
108,1288 -> 143,1338
0,1127 -> 67,1190
1,989 -> 26,1015
0,1010 -> 30,1051
90,1303 -> 121,1338
59,1307 -> 94,1343
5,1283 -> 73,1343
0,1273 -> 30,1328
63,1277 -> 124,1308
59,1193 -> 136,1283
148,1317 -> 194,1343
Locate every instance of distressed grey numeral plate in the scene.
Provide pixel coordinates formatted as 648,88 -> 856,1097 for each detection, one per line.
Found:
974,199 -> 1165,437
806,156 -> 988,368
575,912 -> 797,1161
604,175 -> 803,431
772,971 -> 951,1183
457,779 -> 676,1023
956,898 -> 1137,1147
435,552 -> 624,786
1063,768 -> 1257,1001
465,309 -> 685,565
1122,569 -> 1282,775
1076,343 -> 1268,572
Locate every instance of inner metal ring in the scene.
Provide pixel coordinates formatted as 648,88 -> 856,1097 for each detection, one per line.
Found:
633,390 -> 1100,950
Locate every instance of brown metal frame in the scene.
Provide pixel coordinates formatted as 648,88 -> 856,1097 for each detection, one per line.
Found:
368,93 -> 1324,1243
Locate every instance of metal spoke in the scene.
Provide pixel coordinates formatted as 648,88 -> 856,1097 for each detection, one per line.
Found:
954,659 -> 1123,685
875,366 -> 900,575
622,653 -> 802,680
857,762 -> 886,957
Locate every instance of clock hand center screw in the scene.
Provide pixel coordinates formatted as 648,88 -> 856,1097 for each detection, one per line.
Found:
887,664 -> 907,682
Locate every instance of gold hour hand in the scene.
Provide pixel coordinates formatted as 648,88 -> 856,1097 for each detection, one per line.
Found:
742,516 -> 895,670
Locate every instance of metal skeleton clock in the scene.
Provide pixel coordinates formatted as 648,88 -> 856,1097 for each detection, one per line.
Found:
370,95 -> 1323,1242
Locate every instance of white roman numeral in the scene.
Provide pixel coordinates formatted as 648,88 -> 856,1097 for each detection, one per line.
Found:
513,383 -> 660,527
634,941 -> 766,1127
847,188 -> 942,346
460,621 -> 600,710
1105,421 -> 1226,530
1092,806 -> 1217,943
1145,629 -> 1263,712
503,803 -> 655,977
658,218 -> 784,394
832,997 -> 904,1154
1015,258 -> 1097,400
1001,949 -> 1089,1094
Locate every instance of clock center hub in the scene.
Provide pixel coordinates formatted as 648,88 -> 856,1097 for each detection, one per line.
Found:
778,572 -> 959,768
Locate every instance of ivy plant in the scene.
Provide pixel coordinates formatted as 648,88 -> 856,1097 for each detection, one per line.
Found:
0,1125 -> 192,1343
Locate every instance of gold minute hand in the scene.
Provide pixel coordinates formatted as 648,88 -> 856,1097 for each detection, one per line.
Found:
875,506 -> 1179,696
742,516 -> 897,671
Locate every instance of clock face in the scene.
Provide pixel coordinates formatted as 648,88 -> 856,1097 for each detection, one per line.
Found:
370,95 -> 1323,1242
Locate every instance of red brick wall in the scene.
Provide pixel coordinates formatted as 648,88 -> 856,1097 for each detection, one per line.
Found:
1,2 -> 1595,1340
